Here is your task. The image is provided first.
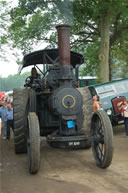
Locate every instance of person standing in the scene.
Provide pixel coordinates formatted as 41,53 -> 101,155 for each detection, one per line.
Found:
6,103 -> 14,140
0,118 -> 1,136
93,95 -> 102,112
0,101 -> 7,139
122,99 -> 128,136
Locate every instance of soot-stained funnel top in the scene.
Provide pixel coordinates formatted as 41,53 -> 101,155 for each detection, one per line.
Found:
56,24 -> 71,66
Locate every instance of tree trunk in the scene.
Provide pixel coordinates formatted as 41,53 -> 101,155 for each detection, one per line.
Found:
98,14 -> 110,83
109,50 -> 112,81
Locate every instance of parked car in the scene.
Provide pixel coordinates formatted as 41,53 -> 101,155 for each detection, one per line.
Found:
88,78 -> 128,125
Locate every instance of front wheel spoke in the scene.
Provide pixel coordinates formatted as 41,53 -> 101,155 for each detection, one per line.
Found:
99,126 -> 103,133
96,144 -> 104,160
95,126 -> 102,136
99,134 -> 104,144
94,133 -> 104,144
99,124 -> 103,134
27,138 -> 30,146
98,120 -> 102,128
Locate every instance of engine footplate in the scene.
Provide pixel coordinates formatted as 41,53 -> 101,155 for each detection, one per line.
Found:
47,134 -> 90,149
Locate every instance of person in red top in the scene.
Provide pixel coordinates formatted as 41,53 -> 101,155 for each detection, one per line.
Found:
122,99 -> 128,136
93,95 -> 102,112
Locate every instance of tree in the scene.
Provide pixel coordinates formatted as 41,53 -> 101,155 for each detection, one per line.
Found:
0,0 -> 9,59
73,0 -> 128,82
0,72 -> 30,91
8,0 -> 128,82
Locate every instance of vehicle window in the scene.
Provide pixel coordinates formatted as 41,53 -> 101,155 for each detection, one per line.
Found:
90,79 -> 128,99
99,91 -> 115,98
124,82 -> 128,90
104,85 -> 113,91
96,85 -> 115,98
114,83 -> 126,94
96,86 -> 104,93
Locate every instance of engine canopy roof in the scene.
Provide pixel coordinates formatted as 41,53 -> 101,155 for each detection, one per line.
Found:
21,49 -> 84,71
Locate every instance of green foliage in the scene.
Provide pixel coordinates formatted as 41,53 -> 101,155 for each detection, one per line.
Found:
72,0 -> 128,79
79,42 -> 99,76
4,0 -> 128,80
0,0 -> 10,58
0,72 -> 30,91
112,43 -> 128,78
8,1 -> 55,53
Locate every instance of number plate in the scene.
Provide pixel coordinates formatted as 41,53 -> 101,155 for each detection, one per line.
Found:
68,141 -> 80,146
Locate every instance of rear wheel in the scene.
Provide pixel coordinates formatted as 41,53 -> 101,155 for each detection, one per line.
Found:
77,87 -> 93,148
27,112 -> 40,174
13,88 -> 29,153
91,110 -> 114,168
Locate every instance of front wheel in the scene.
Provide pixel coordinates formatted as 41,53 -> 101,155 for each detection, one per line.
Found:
27,112 -> 40,174
91,110 -> 114,168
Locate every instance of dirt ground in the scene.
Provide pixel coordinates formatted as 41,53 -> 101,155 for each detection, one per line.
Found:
0,125 -> 128,193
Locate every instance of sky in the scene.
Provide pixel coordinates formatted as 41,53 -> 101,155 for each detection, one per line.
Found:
0,45 -> 45,77
0,0 -> 48,78
0,49 -> 19,77
1,60 -> 19,78
1,61 -> 19,78
0,43 -> 48,77
0,0 -> 19,77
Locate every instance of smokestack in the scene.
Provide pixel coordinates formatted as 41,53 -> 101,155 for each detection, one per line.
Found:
56,24 -> 71,66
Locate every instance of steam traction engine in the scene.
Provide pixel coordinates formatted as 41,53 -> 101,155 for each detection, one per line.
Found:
13,25 -> 114,174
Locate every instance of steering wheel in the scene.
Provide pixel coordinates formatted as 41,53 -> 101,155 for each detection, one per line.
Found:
25,76 -> 31,87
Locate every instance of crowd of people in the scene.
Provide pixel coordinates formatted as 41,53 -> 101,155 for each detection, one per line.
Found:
0,67 -> 39,139
0,100 -> 13,140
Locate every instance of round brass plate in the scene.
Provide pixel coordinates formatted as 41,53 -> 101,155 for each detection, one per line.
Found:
62,95 -> 76,109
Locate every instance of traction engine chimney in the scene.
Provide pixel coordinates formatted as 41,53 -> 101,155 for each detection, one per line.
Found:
56,25 -> 71,66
